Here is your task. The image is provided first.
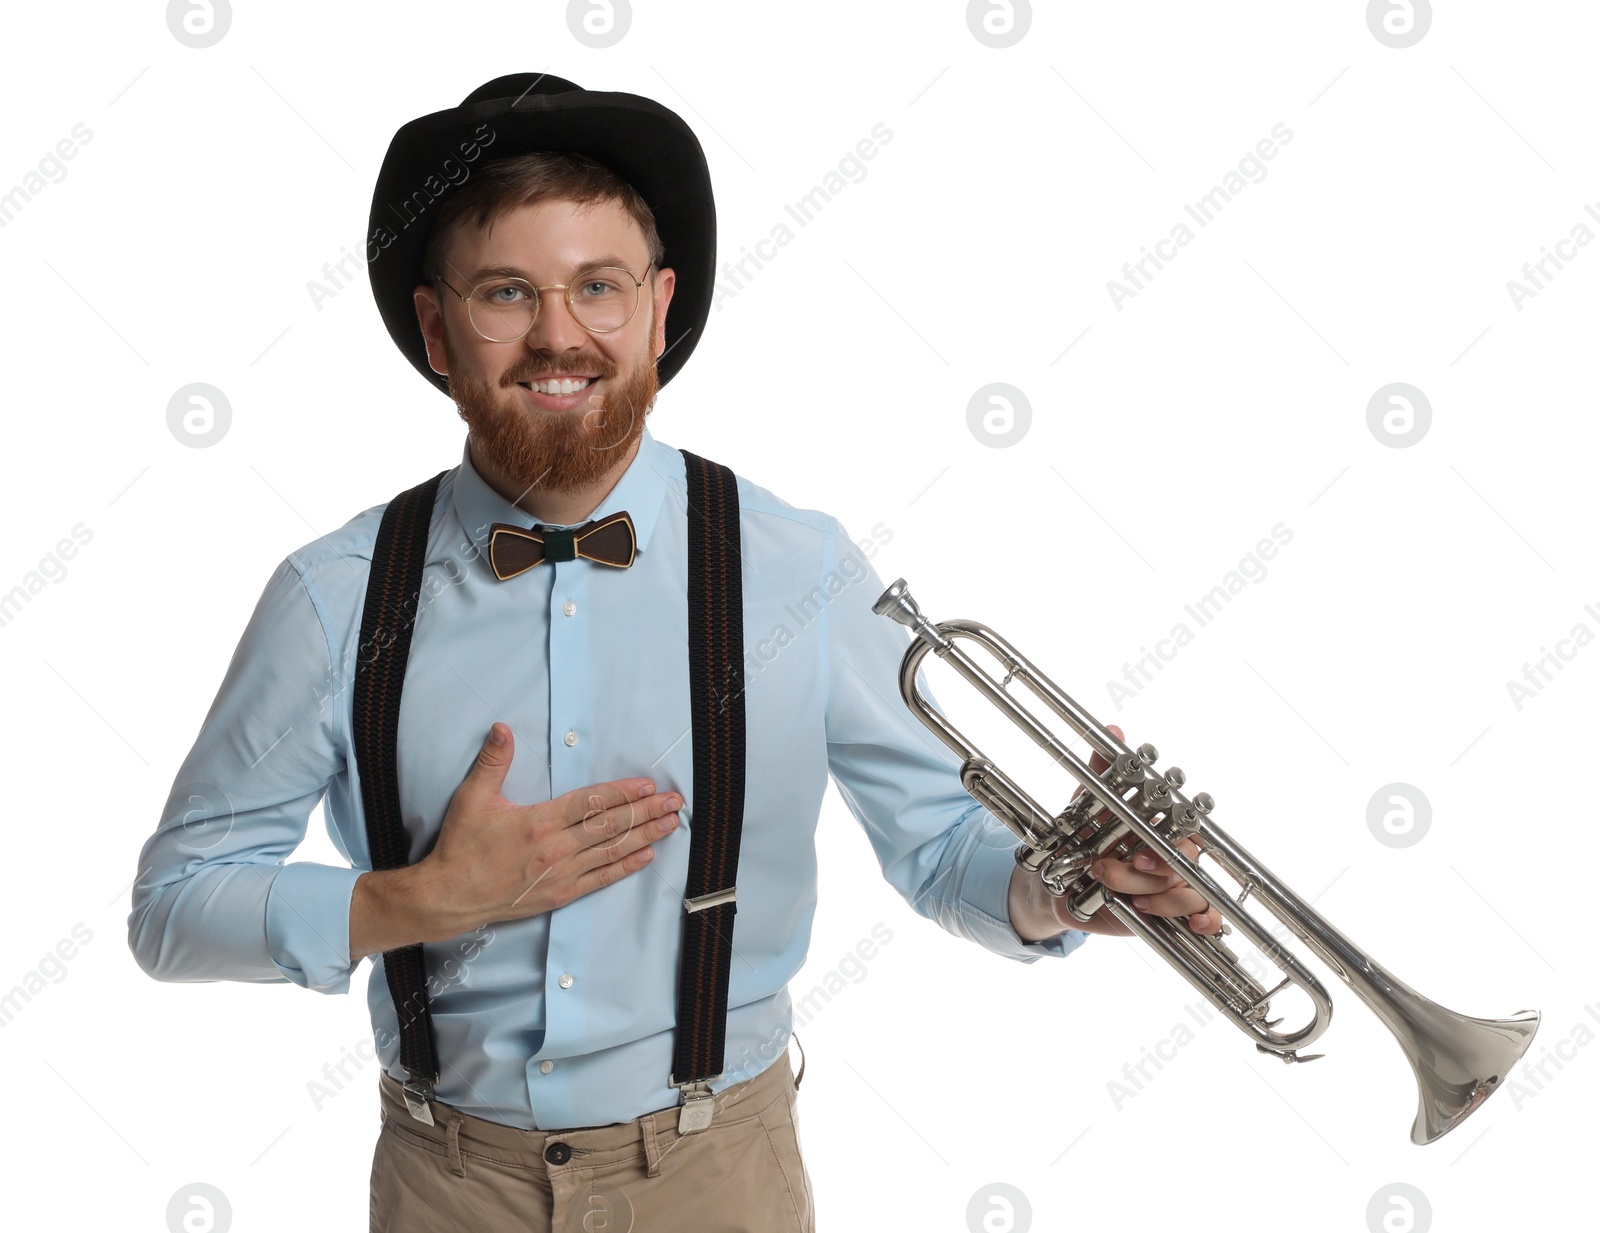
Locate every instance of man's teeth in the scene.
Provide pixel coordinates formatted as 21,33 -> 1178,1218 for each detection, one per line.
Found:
523,377 -> 595,395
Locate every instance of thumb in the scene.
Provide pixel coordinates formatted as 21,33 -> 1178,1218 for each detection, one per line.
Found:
464,722 -> 514,798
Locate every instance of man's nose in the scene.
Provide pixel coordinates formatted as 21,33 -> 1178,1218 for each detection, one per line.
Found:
524,291 -> 589,354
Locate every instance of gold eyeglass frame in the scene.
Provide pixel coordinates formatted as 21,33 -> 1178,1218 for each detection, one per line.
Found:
433,263 -> 654,342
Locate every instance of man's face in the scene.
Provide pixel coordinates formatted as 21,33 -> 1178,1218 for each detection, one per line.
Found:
415,197 -> 675,499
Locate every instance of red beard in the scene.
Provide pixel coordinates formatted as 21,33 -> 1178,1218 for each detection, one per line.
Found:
444,325 -> 659,498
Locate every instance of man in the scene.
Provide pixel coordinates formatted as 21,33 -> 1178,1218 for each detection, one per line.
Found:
129,74 -> 1219,1232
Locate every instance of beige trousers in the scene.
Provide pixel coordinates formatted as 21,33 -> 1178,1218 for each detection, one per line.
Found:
369,1052 -> 814,1232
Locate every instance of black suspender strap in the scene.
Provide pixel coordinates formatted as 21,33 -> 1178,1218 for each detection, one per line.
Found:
670,449 -> 748,1133
352,469 -> 447,1125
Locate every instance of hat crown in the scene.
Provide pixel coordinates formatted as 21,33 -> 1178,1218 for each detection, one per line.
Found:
460,74 -> 584,108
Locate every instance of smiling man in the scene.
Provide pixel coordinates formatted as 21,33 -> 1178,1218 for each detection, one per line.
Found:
129,74 -> 1220,1233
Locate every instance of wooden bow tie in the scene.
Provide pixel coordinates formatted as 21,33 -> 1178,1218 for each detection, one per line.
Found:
487,512 -> 636,579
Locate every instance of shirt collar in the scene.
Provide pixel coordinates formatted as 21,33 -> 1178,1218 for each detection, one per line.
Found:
452,427 -> 673,561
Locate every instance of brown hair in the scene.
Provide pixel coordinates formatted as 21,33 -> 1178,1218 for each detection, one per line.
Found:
421,151 -> 664,288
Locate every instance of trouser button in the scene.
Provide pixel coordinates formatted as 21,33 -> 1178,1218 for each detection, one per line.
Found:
544,1142 -> 572,1165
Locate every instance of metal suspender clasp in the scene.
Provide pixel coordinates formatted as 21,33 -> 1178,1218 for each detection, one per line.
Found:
401,1075 -> 436,1125
682,886 -> 736,914
669,1074 -> 720,1133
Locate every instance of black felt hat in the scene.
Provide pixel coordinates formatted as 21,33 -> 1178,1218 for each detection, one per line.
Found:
367,73 -> 716,396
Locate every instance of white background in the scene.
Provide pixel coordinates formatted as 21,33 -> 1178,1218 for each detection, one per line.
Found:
0,2 -> 1592,1230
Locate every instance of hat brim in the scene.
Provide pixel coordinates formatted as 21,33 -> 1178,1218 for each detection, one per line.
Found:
367,88 -> 715,396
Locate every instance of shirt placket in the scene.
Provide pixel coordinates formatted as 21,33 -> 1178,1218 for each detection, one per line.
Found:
530,555 -> 592,1125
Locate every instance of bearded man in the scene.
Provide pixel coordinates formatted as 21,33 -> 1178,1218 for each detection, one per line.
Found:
129,74 -> 1219,1233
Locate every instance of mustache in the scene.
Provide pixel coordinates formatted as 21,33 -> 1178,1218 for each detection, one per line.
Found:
504,353 -> 618,384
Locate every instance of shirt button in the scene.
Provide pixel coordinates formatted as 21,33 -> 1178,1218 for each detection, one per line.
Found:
562,600 -> 577,617
558,973 -> 574,989
539,1060 -> 554,1075
545,1142 -> 573,1165
563,730 -> 579,748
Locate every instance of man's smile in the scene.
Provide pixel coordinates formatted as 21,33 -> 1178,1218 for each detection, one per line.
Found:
516,375 -> 600,410
519,376 -> 597,394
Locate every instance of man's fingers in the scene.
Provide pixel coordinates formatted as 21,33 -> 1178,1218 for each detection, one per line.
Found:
1103,836 -> 1201,885
575,837 -> 661,896
574,787 -> 682,847
1094,857 -> 1177,896
577,802 -> 677,877
1094,845 -> 1198,891
1129,884 -> 1211,921
564,778 -> 664,827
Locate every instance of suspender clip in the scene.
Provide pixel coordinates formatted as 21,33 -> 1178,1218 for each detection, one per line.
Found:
401,1076 -> 436,1125
669,1074 -> 720,1133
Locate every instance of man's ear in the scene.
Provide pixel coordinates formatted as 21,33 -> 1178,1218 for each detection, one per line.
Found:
414,283 -> 449,376
650,266 -> 677,359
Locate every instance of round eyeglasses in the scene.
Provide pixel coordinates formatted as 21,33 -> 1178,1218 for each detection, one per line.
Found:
434,263 -> 653,343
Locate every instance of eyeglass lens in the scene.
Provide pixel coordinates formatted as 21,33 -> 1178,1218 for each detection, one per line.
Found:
469,268 -> 639,341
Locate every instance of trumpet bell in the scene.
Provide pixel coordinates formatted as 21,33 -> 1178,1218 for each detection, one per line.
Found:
1403,1001 -> 1541,1144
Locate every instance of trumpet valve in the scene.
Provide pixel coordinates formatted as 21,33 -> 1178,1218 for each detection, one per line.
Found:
1108,751 -> 1146,790
1136,778 -> 1172,812
1168,790 -> 1214,838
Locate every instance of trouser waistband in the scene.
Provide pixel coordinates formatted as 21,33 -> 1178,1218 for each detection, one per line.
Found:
376,1053 -> 800,1179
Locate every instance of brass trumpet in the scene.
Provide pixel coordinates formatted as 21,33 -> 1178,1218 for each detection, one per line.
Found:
873,579 -> 1540,1144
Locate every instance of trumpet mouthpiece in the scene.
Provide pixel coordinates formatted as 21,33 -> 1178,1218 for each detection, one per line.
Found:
873,579 -> 921,628
874,578 -> 952,651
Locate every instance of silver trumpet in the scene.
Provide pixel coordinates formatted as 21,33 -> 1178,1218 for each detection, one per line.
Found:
874,578 -> 1540,1145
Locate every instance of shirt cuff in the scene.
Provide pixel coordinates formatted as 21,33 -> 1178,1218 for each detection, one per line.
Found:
961,835 -> 1087,963
264,862 -> 365,993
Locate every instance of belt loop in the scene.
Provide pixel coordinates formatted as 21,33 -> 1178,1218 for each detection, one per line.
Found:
791,1032 -> 806,1091
641,1112 -> 665,1178
443,1109 -> 467,1178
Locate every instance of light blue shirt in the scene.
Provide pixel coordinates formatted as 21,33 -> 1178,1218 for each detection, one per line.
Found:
129,429 -> 1083,1129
